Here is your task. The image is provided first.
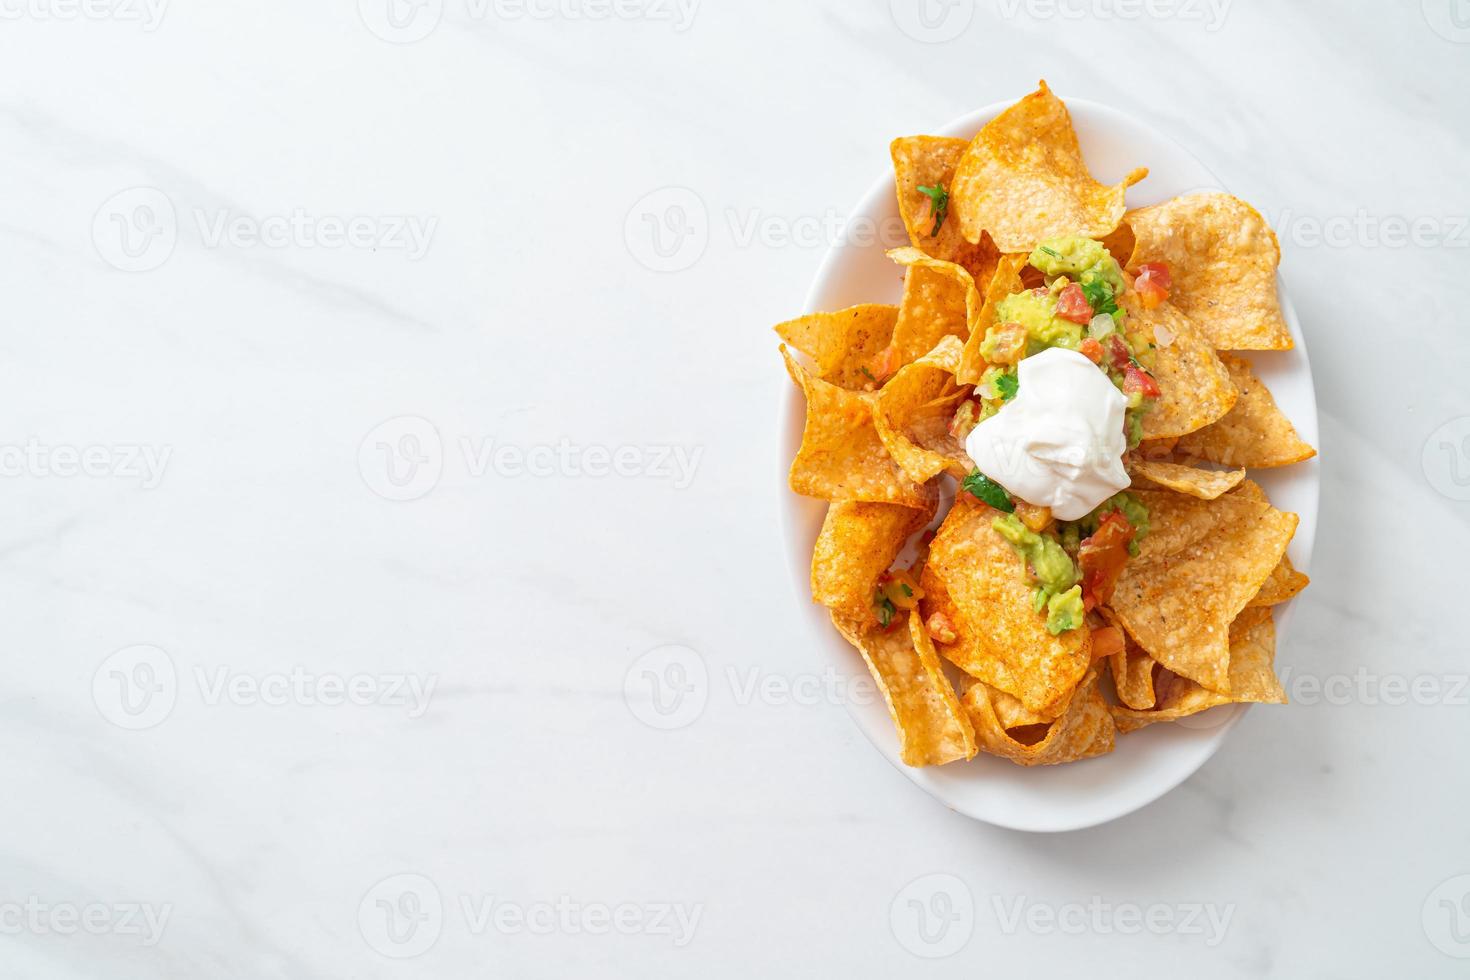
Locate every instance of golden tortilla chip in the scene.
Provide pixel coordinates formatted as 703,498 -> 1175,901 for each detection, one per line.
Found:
1112,610 -> 1286,733
1129,459 -> 1245,500
873,336 -> 973,483
961,666 -> 1114,766
956,252 -> 1028,385
831,611 -> 977,767
1174,354 -> 1316,468
951,81 -> 1147,253
774,304 -> 897,390
1109,492 -> 1297,694
1124,294 -> 1237,440
890,136 -> 1002,286
811,501 -> 934,623
782,347 -> 935,508
1099,607 -> 1155,710
871,247 -> 977,380
1122,192 -> 1292,350
1249,554 -> 1309,607
920,496 -> 1091,717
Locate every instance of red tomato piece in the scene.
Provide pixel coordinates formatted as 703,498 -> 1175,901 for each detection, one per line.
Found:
1055,283 -> 1093,324
1123,365 -> 1162,399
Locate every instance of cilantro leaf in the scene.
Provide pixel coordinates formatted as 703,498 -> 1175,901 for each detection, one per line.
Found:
962,469 -> 1015,512
1080,278 -> 1118,317
916,183 -> 949,237
1039,245 -> 1062,259
874,589 -> 897,628
860,365 -> 876,382
995,372 -> 1019,402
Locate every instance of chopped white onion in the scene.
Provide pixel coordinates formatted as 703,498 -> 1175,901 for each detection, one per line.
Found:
977,380 -> 998,400
1088,314 -> 1115,339
1154,322 -> 1177,348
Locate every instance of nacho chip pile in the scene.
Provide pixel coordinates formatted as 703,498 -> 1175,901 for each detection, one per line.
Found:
779,83 -> 1314,769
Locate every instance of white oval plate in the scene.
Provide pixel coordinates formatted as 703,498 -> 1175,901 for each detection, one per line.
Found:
778,96 -> 1320,832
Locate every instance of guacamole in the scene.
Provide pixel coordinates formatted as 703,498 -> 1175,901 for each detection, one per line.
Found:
1029,236 -> 1125,293
993,513 -> 1083,635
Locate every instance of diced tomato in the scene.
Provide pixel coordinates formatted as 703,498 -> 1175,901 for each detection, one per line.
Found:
1134,263 -> 1170,309
985,321 -> 1028,364
925,611 -> 958,645
868,344 -> 900,383
948,399 -> 980,440
1090,625 -> 1125,661
1079,337 -> 1104,364
1077,511 -> 1137,611
1054,283 -> 1093,324
1136,261 -> 1172,291
1123,364 -> 1162,399
1106,333 -> 1132,370
1014,501 -> 1053,533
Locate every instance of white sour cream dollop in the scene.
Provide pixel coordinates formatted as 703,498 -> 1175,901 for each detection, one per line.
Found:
964,347 -> 1130,521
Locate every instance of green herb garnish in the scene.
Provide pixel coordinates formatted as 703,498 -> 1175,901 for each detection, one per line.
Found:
994,372 -> 1019,402
1081,277 -> 1118,317
962,469 -> 1015,512
874,589 -> 897,628
916,183 -> 949,237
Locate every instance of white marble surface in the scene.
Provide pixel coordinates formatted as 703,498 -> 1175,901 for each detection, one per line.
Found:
1,0 -> 1467,975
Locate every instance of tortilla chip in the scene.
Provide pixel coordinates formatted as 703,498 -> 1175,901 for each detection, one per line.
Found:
1174,355 -> 1316,468
873,336 -> 973,483
811,500 -> 935,622
1129,459 -> 1245,500
961,666 -> 1114,766
774,304 -> 897,390
1124,294 -> 1237,440
957,252 -> 1029,385
831,611 -> 977,767
1108,493 -> 1297,694
782,346 -> 935,508
1112,610 -> 1286,733
1122,192 -> 1292,350
920,496 -> 1091,717
951,81 -> 1147,253
1249,554 -> 1309,607
890,136 -> 1002,286
873,247 -> 977,380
